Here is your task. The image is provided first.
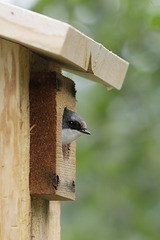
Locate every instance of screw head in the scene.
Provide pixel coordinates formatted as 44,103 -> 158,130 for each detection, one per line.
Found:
52,174 -> 60,190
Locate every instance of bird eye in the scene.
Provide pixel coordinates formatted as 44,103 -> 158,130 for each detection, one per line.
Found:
68,121 -> 81,130
69,121 -> 74,127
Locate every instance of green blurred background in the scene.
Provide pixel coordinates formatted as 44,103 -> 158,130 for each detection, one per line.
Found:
14,0 -> 160,239
32,0 -> 160,239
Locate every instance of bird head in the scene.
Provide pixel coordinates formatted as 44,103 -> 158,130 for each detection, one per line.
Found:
62,108 -> 91,145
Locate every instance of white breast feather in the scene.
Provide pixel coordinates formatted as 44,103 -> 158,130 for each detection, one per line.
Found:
62,129 -> 82,145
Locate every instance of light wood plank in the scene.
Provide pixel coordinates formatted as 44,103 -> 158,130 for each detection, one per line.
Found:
0,39 -> 30,240
56,73 -> 76,200
31,198 -> 61,240
0,1 -> 128,89
0,39 -> 61,240
47,201 -> 61,240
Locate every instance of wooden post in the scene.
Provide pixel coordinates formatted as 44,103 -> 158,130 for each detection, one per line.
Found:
31,198 -> 61,240
0,39 -> 66,240
0,38 -> 30,240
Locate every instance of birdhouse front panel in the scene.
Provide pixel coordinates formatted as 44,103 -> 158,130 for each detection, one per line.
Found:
30,71 -> 76,200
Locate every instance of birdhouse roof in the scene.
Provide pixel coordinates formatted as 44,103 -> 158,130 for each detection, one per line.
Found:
0,2 -> 129,89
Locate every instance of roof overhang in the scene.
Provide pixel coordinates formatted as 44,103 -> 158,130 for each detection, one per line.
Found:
0,2 -> 129,89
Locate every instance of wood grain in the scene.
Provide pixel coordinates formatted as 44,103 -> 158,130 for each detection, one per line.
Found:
0,39 -> 30,240
31,197 -> 61,240
30,72 -> 57,198
30,54 -> 69,240
0,40 -> 62,240
0,1 -> 129,89
30,71 -> 76,200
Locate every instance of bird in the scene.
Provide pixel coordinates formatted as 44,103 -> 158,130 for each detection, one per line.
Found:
62,108 -> 91,145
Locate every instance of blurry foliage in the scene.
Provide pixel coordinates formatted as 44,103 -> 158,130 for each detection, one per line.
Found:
32,0 -> 160,239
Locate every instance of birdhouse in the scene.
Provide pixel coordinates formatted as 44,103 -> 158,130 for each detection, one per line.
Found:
0,2 -> 129,240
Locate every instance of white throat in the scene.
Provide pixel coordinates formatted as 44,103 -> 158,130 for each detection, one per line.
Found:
62,128 -> 82,145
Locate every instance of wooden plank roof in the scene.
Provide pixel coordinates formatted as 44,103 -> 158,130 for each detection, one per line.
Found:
0,2 -> 129,89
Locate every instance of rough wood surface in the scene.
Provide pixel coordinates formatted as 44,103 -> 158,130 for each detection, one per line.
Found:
0,39 -> 30,240
30,53 -> 71,240
55,73 -> 76,200
30,71 -> 76,200
30,72 -> 57,198
31,197 -> 61,240
0,1 -> 129,89
0,41 -> 62,240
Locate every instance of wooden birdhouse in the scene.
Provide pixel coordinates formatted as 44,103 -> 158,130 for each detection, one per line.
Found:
0,2 -> 129,240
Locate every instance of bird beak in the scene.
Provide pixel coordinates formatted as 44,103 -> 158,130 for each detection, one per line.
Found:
80,129 -> 91,135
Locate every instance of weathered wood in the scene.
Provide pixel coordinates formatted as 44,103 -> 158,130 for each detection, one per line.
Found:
0,41 -> 62,240
0,39 -> 30,240
55,73 -> 76,200
47,201 -> 61,239
0,1 -> 129,89
31,197 -> 61,240
30,71 -> 76,200
30,53 -> 70,240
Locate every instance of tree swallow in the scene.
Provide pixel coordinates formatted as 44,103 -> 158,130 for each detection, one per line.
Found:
62,108 -> 91,145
